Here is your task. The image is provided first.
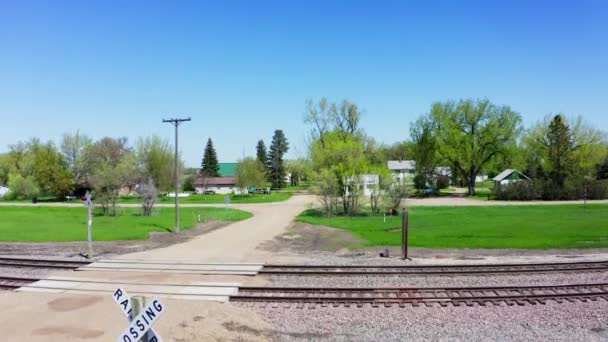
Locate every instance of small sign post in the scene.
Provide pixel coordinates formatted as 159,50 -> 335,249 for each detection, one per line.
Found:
113,288 -> 162,342
85,191 -> 93,258
401,208 -> 410,260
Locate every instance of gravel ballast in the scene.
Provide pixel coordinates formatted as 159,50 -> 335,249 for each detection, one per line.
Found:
245,300 -> 608,341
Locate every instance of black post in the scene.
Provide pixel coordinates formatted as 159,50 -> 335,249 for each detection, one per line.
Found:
402,208 -> 409,260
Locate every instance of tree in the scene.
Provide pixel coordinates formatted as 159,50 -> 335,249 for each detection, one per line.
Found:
235,157 -> 266,191
311,131 -> 368,215
30,141 -> 74,197
201,138 -> 220,177
5,174 -> 39,200
598,157 -> 608,180
428,99 -> 522,196
256,139 -> 268,174
138,178 -> 158,216
267,130 -> 289,188
60,131 -> 93,187
304,98 -> 331,147
88,137 -> 135,215
410,116 -> 439,187
136,136 -> 175,191
386,180 -> 409,211
286,159 -> 310,186
540,114 -> 577,187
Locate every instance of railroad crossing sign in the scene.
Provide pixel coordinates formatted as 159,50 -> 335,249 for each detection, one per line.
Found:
113,288 -> 163,342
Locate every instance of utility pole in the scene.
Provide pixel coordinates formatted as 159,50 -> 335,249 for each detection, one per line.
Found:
162,117 -> 191,233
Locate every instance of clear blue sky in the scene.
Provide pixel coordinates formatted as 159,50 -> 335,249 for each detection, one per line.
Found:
1,1 -> 607,167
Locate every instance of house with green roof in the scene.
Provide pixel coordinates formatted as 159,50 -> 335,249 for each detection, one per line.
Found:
219,163 -> 237,177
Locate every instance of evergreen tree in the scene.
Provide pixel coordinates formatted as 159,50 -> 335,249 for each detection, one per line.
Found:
542,114 -> 576,187
256,139 -> 268,173
267,130 -> 289,188
201,138 -> 220,177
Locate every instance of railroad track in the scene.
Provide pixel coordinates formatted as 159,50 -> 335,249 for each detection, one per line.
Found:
260,260 -> 608,276
0,257 -> 90,270
231,283 -> 608,307
0,276 -> 41,290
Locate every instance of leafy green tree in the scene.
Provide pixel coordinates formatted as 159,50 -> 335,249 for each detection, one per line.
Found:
136,135 -> 175,191
311,131 -> 368,215
410,116 -> 438,186
427,99 -> 522,196
89,137 -> 135,215
598,157 -> 608,180
60,131 -> 93,187
267,130 -> 289,188
201,138 -> 220,177
286,159 -> 310,186
235,157 -> 266,191
6,174 -> 39,200
256,139 -> 268,174
30,141 -> 74,197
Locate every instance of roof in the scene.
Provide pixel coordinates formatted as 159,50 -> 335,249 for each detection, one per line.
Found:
387,160 -> 415,170
219,163 -> 237,177
194,176 -> 237,186
493,169 -> 530,182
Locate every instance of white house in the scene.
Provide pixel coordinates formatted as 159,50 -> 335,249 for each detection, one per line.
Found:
388,160 -> 452,185
0,186 -> 9,198
194,176 -> 243,195
387,160 -> 416,183
346,174 -> 380,197
492,169 -> 530,186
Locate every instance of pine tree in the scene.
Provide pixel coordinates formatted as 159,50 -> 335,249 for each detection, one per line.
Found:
267,130 -> 289,188
201,138 -> 220,177
256,140 -> 268,174
543,114 -> 576,187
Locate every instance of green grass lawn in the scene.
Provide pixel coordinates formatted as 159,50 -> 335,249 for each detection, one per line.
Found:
0,206 -> 252,242
296,204 -> 608,249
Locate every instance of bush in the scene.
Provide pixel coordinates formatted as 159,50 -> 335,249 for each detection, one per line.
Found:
436,176 -> 450,190
495,178 -> 608,201
5,174 -> 40,200
413,174 -> 426,190
494,180 -> 539,201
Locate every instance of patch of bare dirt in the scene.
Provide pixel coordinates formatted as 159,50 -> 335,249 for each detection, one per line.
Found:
0,221 -> 230,259
258,222 -> 365,254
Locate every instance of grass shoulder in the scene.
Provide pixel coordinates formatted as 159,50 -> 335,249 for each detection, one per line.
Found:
296,204 -> 608,249
0,206 -> 252,242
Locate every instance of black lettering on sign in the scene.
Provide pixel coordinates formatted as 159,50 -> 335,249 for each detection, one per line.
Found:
114,289 -> 123,301
148,337 -> 158,342
137,320 -> 145,332
145,307 -> 156,321
153,300 -> 162,312
129,327 -> 139,339
122,334 -> 131,342
120,299 -> 129,311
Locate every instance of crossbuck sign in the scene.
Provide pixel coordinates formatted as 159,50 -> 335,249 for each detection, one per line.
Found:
113,288 -> 164,342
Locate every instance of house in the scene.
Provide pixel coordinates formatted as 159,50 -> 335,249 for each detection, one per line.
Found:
194,176 -> 242,195
388,160 -> 452,185
0,186 -> 9,198
387,160 -> 416,183
346,174 -> 380,196
492,169 -> 530,186
219,163 -> 237,177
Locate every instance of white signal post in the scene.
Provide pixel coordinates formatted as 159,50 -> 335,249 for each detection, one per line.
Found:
85,191 -> 93,258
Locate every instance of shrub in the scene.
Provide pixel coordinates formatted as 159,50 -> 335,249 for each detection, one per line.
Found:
6,174 -> 40,200
436,176 -> 450,190
495,178 -> 608,201
413,174 -> 426,190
